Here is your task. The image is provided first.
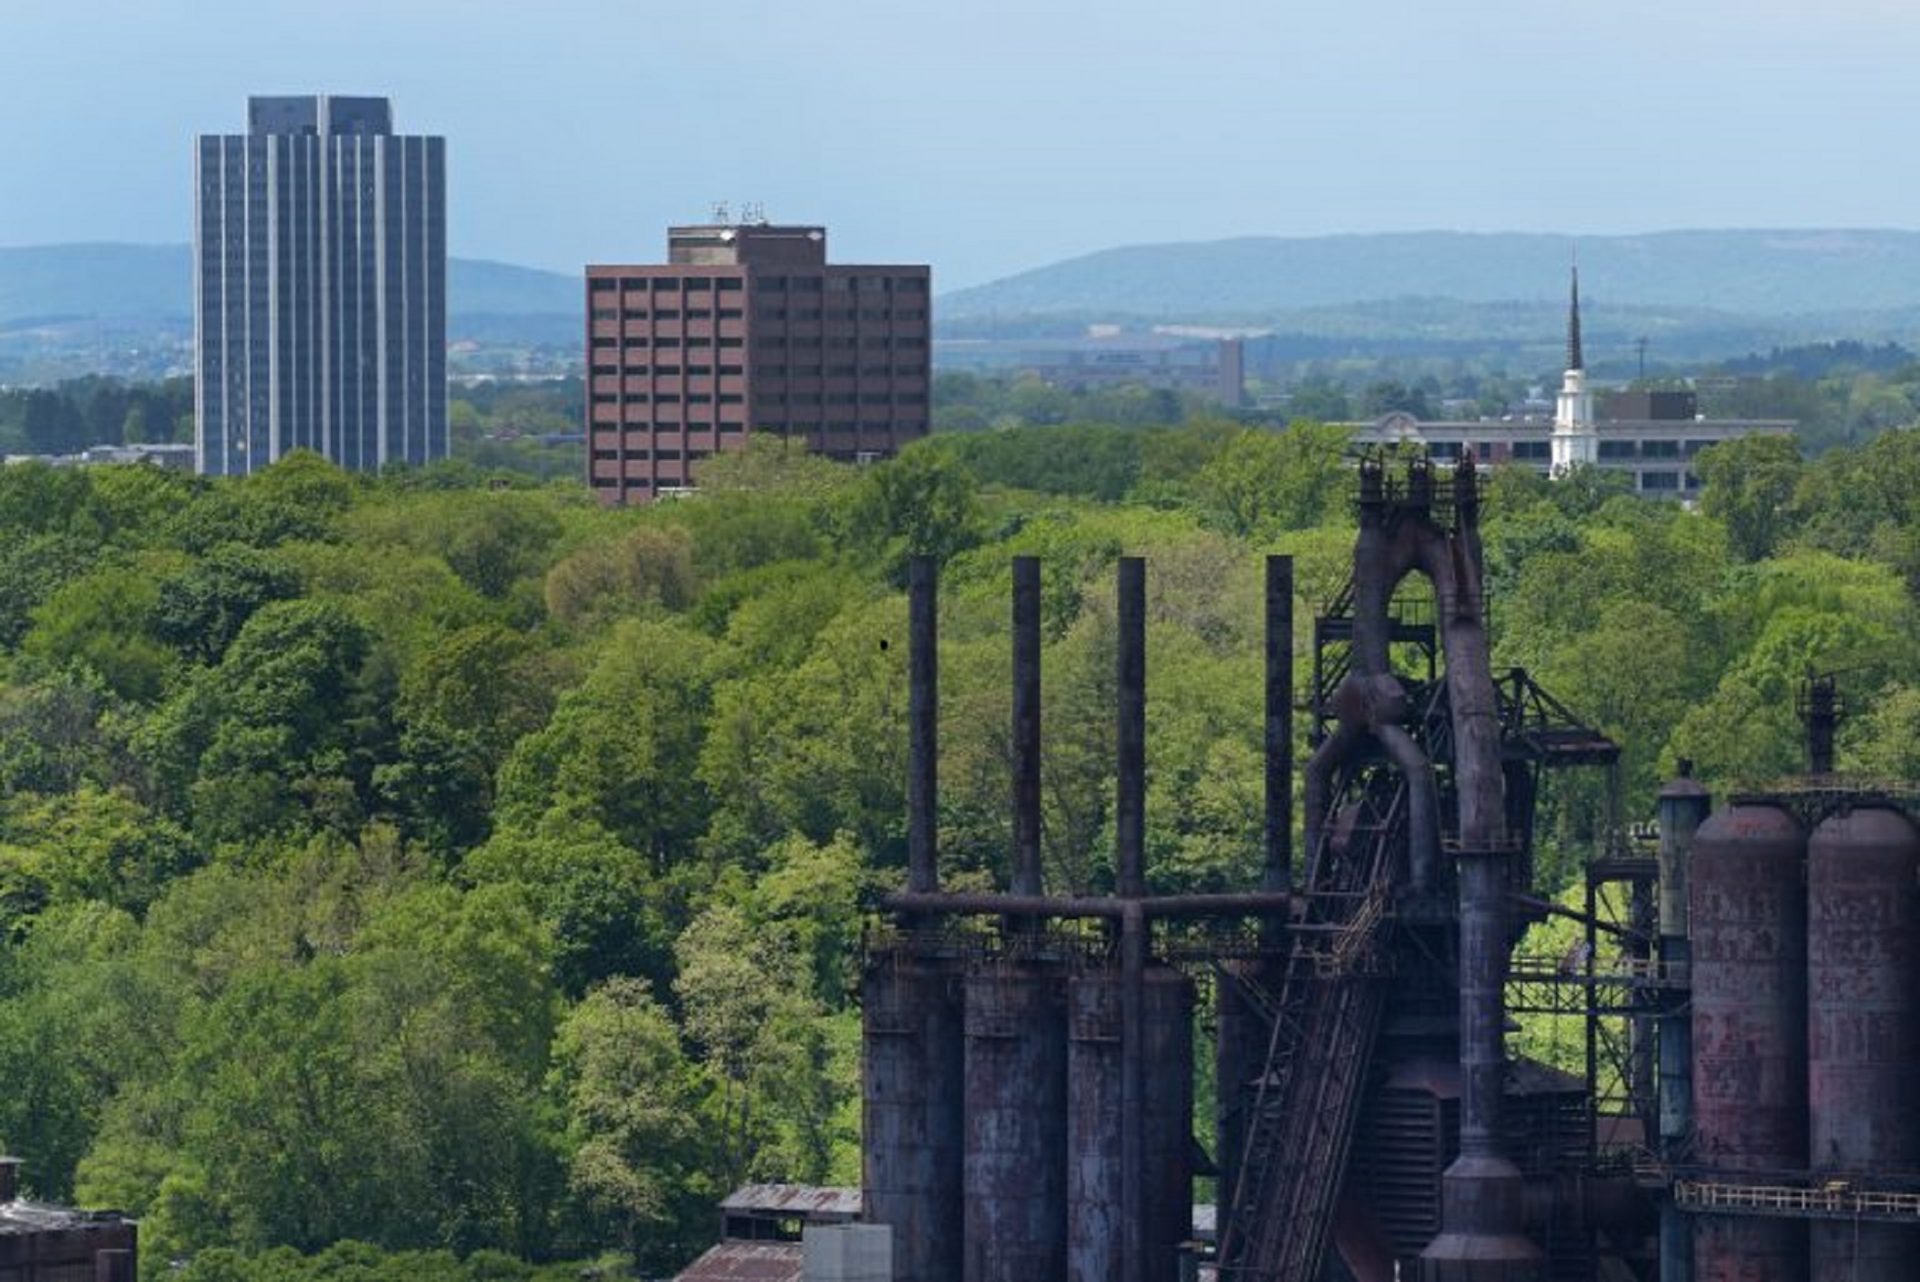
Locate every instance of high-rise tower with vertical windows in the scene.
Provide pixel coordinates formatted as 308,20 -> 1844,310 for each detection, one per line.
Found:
195,95 -> 447,476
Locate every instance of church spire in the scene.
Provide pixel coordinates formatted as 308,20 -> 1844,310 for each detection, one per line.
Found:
1566,265 -> 1584,373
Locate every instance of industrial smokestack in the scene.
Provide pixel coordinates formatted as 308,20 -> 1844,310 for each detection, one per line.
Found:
1116,557 -> 1147,898
907,555 -> 939,895
1265,555 -> 1294,894
1013,556 -> 1044,897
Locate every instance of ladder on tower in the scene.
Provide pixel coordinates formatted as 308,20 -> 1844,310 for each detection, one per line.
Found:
1216,773 -> 1403,1282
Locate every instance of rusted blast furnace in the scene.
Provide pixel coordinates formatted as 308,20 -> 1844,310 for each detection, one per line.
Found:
862,456 -> 1644,1282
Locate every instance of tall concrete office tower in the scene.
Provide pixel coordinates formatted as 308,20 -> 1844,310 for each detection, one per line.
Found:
195,95 -> 447,476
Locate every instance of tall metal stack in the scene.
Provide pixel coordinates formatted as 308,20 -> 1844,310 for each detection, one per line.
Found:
864,553 -> 1235,1282
1655,767 -> 1711,1282
861,458 -> 1648,1282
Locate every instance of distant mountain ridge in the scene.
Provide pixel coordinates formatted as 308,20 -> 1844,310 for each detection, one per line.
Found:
0,243 -> 579,325
939,229 -> 1920,321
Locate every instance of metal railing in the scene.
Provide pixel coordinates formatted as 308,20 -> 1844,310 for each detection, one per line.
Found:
1675,1179 -> 1920,1222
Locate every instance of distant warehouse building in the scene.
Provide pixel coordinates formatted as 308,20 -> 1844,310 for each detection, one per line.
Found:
585,219 -> 931,504
1345,272 -> 1793,497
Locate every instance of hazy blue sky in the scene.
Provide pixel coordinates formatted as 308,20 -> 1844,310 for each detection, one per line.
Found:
5,0 -> 1920,288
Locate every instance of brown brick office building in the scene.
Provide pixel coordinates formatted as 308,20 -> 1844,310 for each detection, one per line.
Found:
585,223 -> 931,503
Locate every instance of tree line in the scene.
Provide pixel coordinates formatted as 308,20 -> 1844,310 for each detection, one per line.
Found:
0,420 -> 1914,1275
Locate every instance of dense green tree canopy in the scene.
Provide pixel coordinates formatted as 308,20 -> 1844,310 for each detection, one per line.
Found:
0,421 -> 1913,1277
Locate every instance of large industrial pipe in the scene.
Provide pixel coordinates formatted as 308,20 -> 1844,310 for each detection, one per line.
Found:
1422,453 -> 1544,1281
1116,557 -> 1147,898
1012,556 -> 1044,898
1656,766 -> 1710,1282
1265,555 -> 1293,894
907,555 -> 939,895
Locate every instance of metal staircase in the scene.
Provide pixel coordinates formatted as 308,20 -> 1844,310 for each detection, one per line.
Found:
1215,771 -> 1404,1282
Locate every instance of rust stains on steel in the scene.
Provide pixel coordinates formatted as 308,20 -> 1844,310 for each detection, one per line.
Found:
670,1242 -> 805,1282
719,1185 -> 863,1217
1690,801 -> 1808,1281
1806,803 -> 1920,1282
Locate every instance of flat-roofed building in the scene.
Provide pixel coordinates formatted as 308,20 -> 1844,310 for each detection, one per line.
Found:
1349,403 -> 1793,497
585,220 -> 931,504
1346,271 -> 1793,496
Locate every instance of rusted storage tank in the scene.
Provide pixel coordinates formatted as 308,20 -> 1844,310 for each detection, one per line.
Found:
964,964 -> 1068,1282
1807,803 -> 1920,1282
862,953 -> 965,1282
1066,966 -> 1195,1282
1690,801 -> 1808,1282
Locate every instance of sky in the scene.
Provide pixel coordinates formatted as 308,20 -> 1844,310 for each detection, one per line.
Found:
5,0 -> 1920,289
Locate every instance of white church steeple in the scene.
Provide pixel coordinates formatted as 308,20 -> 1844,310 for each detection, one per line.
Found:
1551,266 -> 1597,474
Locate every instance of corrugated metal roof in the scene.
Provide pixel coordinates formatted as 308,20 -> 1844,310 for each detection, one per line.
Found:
672,1241 -> 803,1282
0,1201 -> 132,1235
718,1185 -> 862,1218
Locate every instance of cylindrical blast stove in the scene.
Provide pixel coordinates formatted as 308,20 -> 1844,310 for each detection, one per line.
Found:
862,951 -> 965,1282
964,964 -> 1069,1282
1807,803 -> 1920,1282
1066,965 -> 1195,1282
1690,802 -> 1808,1282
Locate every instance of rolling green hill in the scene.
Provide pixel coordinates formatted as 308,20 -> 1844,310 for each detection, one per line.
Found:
941,229 -> 1920,320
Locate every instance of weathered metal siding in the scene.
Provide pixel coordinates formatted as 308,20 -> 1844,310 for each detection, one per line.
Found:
1807,804 -> 1920,1282
963,966 -> 1067,1282
1066,966 -> 1194,1282
1066,971 -> 1123,1282
861,953 -> 963,1282
1140,967 -> 1196,1282
1689,802 -> 1808,1282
